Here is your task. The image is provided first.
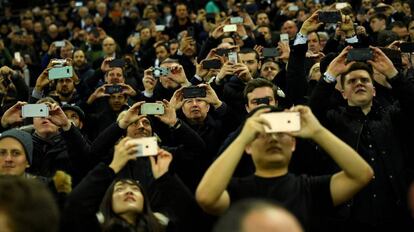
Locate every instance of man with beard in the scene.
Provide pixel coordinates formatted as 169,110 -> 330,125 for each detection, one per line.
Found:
30,59 -> 81,105
72,49 -> 94,99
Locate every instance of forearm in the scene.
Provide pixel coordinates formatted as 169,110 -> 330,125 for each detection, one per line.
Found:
196,136 -> 246,203
313,127 -> 372,181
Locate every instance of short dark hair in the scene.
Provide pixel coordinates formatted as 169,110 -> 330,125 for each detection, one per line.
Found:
0,176 -> 59,232
340,62 -> 373,87
239,48 -> 260,62
369,13 -> 387,22
243,78 -> 278,104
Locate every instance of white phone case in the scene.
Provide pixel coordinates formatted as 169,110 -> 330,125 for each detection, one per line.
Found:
21,104 -> 49,118
127,137 -> 159,157
260,112 -> 301,133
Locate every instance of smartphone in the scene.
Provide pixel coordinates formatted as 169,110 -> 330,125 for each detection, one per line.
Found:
182,86 -> 207,98
202,59 -> 222,69
105,85 -> 123,94
260,112 -> 301,133
215,48 -> 230,56
335,2 -> 348,10
380,47 -> 402,69
228,51 -> 238,64
400,42 -> 414,53
288,5 -> 299,11
223,24 -> 237,33
280,33 -> 289,44
318,11 -> 341,23
22,104 -> 49,118
347,48 -> 373,61
152,67 -> 170,78
54,41 -> 65,47
51,59 -> 66,67
230,16 -> 243,24
127,137 -> 159,157
140,103 -> 165,115
109,59 -> 126,68
141,20 -> 151,27
187,26 -> 195,37
48,66 -> 73,80
75,1 -> 83,7
14,52 -> 22,63
155,25 -> 165,32
262,48 -> 279,57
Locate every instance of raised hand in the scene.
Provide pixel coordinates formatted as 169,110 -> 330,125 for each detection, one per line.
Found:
110,137 -> 138,173
118,101 -> 145,129
1,101 -> 26,128
149,148 -> 173,179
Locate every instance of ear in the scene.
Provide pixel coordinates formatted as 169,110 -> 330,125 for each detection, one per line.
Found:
258,60 -> 262,70
245,104 -> 251,113
206,103 -> 210,112
341,89 -> 347,100
245,143 -> 252,155
291,137 -> 296,152
372,86 -> 376,97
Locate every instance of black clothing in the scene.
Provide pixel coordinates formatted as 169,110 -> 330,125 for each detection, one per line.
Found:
309,73 -> 414,231
228,173 -> 333,232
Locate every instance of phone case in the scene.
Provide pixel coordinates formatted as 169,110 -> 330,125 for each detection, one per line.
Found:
48,66 -> 73,80
228,52 -> 238,64
260,112 -> 301,133
22,104 -> 49,118
223,24 -> 237,32
140,103 -> 165,115
127,137 -> 158,157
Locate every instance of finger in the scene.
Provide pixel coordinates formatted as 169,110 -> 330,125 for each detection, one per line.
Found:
149,156 -> 157,168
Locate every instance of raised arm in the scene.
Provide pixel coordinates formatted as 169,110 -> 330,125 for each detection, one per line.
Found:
196,108 -> 271,215
289,105 -> 374,206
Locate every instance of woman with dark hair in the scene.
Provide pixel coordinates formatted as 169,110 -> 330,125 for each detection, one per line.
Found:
99,178 -> 163,232
61,137 -> 198,232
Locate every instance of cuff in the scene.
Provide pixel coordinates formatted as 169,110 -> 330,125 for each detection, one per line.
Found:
32,88 -> 44,99
142,90 -> 154,98
323,72 -> 337,83
345,35 -> 358,44
293,32 -> 307,46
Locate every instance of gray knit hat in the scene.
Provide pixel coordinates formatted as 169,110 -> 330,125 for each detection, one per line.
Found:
0,129 -> 33,164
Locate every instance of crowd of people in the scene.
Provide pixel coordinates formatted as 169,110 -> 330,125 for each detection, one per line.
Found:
1,0 -> 414,231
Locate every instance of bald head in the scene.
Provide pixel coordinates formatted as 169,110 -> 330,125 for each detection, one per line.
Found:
242,207 -> 303,232
281,20 -> 298,40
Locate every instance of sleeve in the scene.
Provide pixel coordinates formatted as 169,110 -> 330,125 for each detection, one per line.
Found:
306,175 -> 335,211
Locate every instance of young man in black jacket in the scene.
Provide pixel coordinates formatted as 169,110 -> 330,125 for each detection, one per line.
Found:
309,46 -> 414,231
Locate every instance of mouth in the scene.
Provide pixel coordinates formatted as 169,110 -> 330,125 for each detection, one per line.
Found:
266,145 -> 282,153
354,87 -> 366,94
2,165 -> 15,169
124,196 -> 136,202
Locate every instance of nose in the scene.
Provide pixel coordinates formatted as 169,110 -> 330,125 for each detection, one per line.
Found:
4,153 -> 13,161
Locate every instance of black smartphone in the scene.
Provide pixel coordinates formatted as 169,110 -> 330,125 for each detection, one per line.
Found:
262,48 -> 279,57
215,48 -> 230,56
347,48 -> 373,61
105,85 -> 123,94
109,59 -> 126,68
202,59 -> 222,69
206,13 -> 216,23
318,11 -> 341,23
187,26 -> 195,38
380,47 -> 402,69
182,86 -> 207,98
400,42 -> 414,53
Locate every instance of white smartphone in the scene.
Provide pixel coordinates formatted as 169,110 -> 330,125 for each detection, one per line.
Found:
228,51 -> 238,64
230,17 -> 243,24
140,103 -> 165,115
14,52 -> 22,63
54,41 -> 65,47
336,2 -> 348,10
127,137 -> 159,157
22,104 -> 49,118
260,112 -> 301,133
155,25 -> 165,32
280,33 -> 289,44
223,24 -> 237,33
48,66 -> 73,80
